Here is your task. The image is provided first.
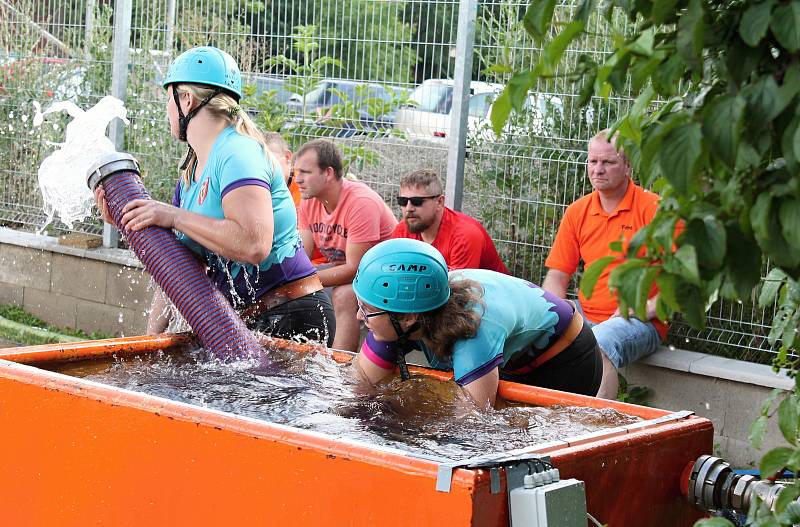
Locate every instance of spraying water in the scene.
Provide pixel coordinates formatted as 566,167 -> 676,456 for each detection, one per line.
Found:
32,96 -> 128,231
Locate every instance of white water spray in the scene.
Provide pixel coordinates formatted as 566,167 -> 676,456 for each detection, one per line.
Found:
32,96 -> 129,231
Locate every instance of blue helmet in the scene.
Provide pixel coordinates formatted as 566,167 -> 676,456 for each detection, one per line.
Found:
353,239 -> 450,313
162,46 -> 242,100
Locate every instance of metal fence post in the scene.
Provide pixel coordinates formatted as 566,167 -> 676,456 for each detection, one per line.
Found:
165,0 -> 176,56
444,0 -> 478,212
104,0 -> 133,248
84,0 -> 95,61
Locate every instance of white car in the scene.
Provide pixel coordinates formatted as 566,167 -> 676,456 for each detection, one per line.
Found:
394,79 -> 562,143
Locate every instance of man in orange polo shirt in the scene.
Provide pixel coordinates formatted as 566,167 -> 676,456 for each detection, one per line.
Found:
543,130 -> 664,399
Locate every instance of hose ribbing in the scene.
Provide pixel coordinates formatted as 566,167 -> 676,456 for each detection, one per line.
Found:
90,156 -> 262,359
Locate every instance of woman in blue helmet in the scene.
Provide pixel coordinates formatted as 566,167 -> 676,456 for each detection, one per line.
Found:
351,238 -> 602,409
95,46 -> 335,346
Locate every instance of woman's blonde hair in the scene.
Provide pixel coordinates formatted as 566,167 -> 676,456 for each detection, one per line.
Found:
415,278 -> 484,359
175,83 -> 278,185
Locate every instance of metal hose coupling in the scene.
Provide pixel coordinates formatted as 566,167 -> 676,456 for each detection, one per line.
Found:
86,152 -> 263,359
686,455 -> 789,515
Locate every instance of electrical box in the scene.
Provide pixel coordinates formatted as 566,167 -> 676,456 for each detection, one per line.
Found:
510,479 -> 587,527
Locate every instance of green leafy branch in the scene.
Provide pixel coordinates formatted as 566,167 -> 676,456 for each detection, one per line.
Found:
492,0 -> 800,524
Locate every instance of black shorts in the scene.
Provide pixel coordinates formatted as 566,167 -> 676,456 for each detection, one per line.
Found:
247,290 -> 336,347
500,323 -> 602,397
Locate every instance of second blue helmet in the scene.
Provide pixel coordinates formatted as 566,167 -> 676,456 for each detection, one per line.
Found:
353,239 -> 450,314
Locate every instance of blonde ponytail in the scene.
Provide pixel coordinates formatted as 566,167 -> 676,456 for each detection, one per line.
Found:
176,84 -> 280,185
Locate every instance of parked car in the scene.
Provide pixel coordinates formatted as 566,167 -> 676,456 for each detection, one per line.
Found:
285,79 -> 403,136
241,73 -> 296,104
394,79 -> 562,143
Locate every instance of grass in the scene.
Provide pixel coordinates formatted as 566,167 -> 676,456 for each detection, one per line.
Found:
0,304 -> 113,345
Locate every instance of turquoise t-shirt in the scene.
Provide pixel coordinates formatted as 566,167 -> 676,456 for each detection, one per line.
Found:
421,269 -> 573,384
174,126 -> 313,305
360,269 -> 574,385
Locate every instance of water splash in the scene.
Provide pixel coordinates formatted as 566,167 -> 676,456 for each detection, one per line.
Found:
32,96 -> 129,231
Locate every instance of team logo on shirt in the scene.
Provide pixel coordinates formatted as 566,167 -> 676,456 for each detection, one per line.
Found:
198,179 -> 209,205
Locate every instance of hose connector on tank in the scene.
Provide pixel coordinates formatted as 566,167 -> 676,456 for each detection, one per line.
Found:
686,455 -> 791,518
87,152 -> 140,191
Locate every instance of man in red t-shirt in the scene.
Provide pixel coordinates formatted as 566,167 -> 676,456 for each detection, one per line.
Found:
296,139 -> 397,352
543,130 -> 664,399
391,169 -> 509,274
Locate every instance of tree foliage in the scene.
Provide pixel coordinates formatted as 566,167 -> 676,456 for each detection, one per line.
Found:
490,1 -> 800,523
492,0 -> 800,359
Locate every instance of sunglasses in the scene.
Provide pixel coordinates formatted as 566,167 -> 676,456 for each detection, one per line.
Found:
396,195 -> 440,207
357,300 -> 388,321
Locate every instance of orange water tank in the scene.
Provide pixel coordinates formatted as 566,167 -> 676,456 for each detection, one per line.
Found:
0,335 -> 712,526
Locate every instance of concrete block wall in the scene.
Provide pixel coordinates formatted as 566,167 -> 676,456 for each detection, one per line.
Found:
622,349 -> 794,468
0,228 -> 150,336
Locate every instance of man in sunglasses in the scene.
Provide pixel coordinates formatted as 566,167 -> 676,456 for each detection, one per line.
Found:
295,139 -> 397,352
391,169 -> 509,274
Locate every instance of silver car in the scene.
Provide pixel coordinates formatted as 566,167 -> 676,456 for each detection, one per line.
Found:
394,79 -> 562,143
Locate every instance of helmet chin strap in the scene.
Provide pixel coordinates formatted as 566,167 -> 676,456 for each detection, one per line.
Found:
172,84 -> 224,170
388,314 -> 420,381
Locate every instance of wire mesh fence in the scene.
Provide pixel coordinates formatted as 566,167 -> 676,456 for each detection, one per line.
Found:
0,0 -> 785,361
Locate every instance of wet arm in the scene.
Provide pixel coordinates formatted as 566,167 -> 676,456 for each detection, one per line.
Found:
146,288 -> 170,335
353,350 -> 394,385
460,368 -> 500,410
174,186 -> 274,265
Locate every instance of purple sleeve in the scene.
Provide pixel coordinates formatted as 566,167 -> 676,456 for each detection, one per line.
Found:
221,178 -> 271,200
171,180 -> 182,207
360,331 -> 399,370
456,355 -> 504,386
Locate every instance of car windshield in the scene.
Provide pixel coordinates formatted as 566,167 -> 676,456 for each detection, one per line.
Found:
409,83 -> 453,114
365,85 -> 392,102
304,82 -> 389,109
241,74 -> 294,103
468,92 -> 494,118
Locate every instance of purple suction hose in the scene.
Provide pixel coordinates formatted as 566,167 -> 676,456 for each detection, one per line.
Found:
87,152 -> 262,359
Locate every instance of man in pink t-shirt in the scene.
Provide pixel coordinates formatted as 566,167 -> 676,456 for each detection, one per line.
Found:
295,139 -> 397,351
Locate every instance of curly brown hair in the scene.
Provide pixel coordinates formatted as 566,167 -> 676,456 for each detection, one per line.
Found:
415,277 -> 484,359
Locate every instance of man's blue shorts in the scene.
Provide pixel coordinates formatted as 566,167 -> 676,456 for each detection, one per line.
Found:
575,301 -> 660,369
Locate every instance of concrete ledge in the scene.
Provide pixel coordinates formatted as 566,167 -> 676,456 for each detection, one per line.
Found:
623,348 -> 793,468
0,227 -> 141,268
636,347 -> 793,390
0,228 -> 149,336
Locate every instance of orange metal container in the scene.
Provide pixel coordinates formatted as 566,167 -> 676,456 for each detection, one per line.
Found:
0,335 -> 712,526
